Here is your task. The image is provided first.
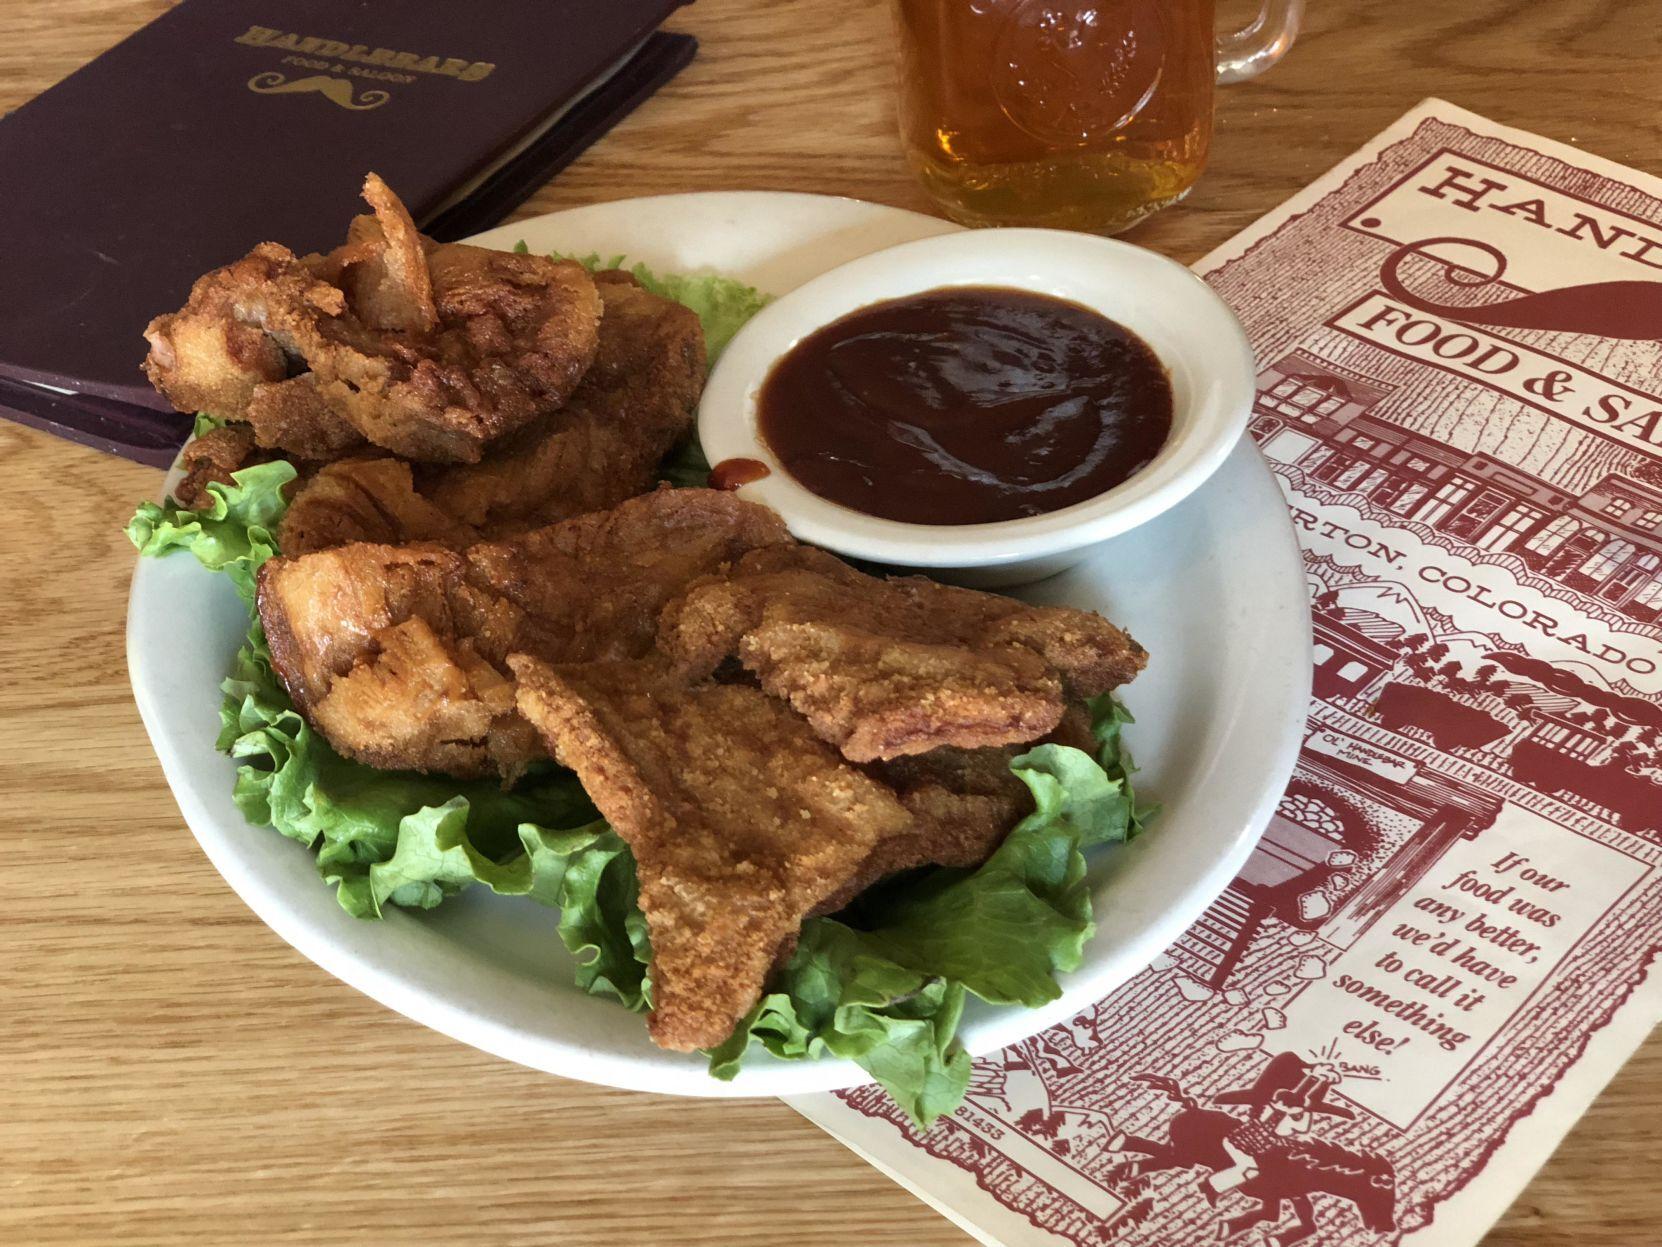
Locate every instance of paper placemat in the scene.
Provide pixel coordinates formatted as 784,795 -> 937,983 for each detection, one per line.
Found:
790,99 -> 1662,1247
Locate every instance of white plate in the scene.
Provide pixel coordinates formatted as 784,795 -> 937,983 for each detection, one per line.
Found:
127,192 -> 1311,1098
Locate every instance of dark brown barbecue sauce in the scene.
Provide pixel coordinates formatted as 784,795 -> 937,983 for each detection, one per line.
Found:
708,456 -> 772,490
756,286 -> 1172,525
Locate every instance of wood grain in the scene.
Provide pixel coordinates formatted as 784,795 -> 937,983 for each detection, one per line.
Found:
2,1 -> 1659,1243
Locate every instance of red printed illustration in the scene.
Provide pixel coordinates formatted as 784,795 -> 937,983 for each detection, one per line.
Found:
1105,1055 -> 1396,1246
824,105 -> 1662,1247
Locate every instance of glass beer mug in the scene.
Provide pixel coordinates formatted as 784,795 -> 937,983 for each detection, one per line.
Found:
893,0 -> 1303,233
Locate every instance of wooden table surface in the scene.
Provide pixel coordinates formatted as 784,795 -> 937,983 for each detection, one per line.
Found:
3,1 -> 1659,1243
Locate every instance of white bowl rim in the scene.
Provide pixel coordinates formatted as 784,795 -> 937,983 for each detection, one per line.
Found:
698,226 -> 1259,568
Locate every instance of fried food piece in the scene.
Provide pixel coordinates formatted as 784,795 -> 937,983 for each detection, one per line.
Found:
242,374 -> 367,458
144,173 -> 602,463
463,487 -> 792,665
325,228 -> 601,461
737,621 -> 1064,762
260,543 -> 538,777
660,546 -> 1146,761
337,173 -> 438,333
271,272 -> 705,554
806,745 -> 1032,919
419,272 -> 705,536
866,746 -> 1034,873
173,423 -> 263,509
818,704 -> 1098,915
257,490 -> 791,778
144,243 -> 368,460
276,458 -> 476,554
510,655 -> 915,1051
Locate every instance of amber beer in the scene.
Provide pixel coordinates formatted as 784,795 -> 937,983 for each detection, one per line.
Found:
893,0 -> 1301,234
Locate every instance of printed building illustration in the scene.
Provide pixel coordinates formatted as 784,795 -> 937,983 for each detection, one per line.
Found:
1311,609 -> 1400,703
1175,731 -> 1504,989
1311,603 -> 1662,834
1251,350 -> 1662,620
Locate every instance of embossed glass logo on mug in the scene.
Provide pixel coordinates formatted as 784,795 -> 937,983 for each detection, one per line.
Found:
893,1 -> 1302,233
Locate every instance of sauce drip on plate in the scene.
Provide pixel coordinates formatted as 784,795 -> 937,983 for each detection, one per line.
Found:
756,286 -> 1172,525
708,456 -> 772,490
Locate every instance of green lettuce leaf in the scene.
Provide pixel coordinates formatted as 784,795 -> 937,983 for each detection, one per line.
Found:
552,827 -> 654,1010
1088,692 -> 1158,837
849,743 -> 1131,1008
217,621 -> 598,917
708,920 -> 973,1127
125,460 -> 297,603
365,801 -> 609,912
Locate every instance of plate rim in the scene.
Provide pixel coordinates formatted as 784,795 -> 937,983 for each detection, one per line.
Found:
127,190 -> 1311,1097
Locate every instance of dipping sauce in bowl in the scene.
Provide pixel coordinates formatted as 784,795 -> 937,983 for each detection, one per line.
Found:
754,286 -> 1172,525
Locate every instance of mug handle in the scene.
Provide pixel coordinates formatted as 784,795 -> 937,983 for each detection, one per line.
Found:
1216,0 -> 1304,83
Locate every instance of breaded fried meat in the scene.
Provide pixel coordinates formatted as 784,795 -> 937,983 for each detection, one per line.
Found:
510,655 -> 916,1051
659,546 -> 1146,761
145,173 -> 603,463
257,490 -> 791,779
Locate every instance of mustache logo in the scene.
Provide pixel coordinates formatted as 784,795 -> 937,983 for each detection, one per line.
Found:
247,72 -> 390,111
1380,236 -> 1662,340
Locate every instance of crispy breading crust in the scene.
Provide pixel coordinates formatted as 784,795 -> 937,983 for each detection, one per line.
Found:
658,546 -> 1146,760
510,656 -> 915,1051
258,542 -> 537,778
256,490 -> 792,778
418,273 -> 705,537
343,172 -> 439,333
276,458 -> 477,554
144,174 -> 603,463
816,703 -> 1099,916
737,620 -> 1063,761
173,424 -> 264,510
144,243 -> 367,460
247,273 -> 704,555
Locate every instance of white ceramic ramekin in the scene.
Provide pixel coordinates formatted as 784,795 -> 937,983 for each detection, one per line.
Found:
697,228 -> 1257,586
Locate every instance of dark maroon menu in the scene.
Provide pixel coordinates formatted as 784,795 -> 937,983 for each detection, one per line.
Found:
0,0 -> 695,465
